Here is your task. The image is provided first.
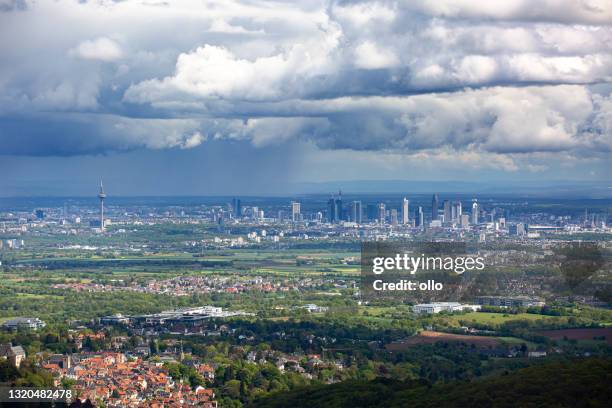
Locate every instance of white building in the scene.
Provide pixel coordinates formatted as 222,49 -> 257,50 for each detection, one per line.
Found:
413,302 -> 481,315
302,304 -> 329,313
1,317 -> 46,330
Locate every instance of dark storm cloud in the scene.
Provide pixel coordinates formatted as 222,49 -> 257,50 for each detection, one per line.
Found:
0,115 -> 204,156
0,0 -> 27,12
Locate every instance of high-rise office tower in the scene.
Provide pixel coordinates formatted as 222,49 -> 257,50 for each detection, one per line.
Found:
232,198 -> 242,217
390,209 -> 398,226
335,190 -> 343,222
415,206 -> 424,227
472,200 -> 479,225
351,201 -> 362,224
291,201 -> 301,222
366,204 -> 378,222
401,198 -> 410,225
443,200 -> 451,224
98,180 -> 106,231
327,197 -> 337,223
431,194 -> 439,221
378,203 -> 386,224
452,201 -> 462,222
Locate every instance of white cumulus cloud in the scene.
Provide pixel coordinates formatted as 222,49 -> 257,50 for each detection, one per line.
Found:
69,37 -> 123,61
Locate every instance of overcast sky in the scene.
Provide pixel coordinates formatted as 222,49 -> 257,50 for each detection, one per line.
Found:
0,0 -> 611,196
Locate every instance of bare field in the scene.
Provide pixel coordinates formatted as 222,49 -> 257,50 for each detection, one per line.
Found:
386,330 -> 501,351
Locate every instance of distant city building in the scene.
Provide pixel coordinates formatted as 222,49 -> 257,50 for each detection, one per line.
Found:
351,201 -> 362,224
327,197 -> 337,223
366,204 -> 378,222
401,198 -> 409,225
126,306 -> 253,328
335,190 -> 343,222
509,223 -> 528,236
302,304 -> 329,313
443,200 -> 451,224
452,201 -> 462,222
413,302 -> 481,315
35,209 -> 45,219
390,209 -> 398,226
98,180 -> 106,231
431,194 -> 439,221
291,201 -> 301,222
471,200 -> 479,224
326,191 -> 343,223
1,317 -> 46,330
475,296 -> 545,308
415,206 -> 424,227
232,198 -> 242,217
3,239 -> 22,249
430,219 -> 442,228
100,314 -> 131,325
377,203 -> 386,224
460,214 -> 470,228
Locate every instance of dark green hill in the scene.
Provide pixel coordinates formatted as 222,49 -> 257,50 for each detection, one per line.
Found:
251,358 -> 611,408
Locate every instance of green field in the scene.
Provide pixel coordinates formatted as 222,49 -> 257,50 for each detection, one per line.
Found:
448,312 -> 558,325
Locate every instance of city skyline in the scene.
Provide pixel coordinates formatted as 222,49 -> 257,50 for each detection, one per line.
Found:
10,179 -> 608,230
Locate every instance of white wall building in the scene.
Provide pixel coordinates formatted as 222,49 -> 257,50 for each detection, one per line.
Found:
413,302 -> 481,315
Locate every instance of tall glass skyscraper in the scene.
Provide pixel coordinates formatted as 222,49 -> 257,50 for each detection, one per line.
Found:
402,198 -> 409,224
351,201 -> 362,224
431,194 -> 439,221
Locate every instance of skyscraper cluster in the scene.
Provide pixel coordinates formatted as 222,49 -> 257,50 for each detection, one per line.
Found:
223,191 -> 487,229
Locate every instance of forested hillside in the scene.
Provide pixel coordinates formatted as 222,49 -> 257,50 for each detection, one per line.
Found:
251,358 -> 611,408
